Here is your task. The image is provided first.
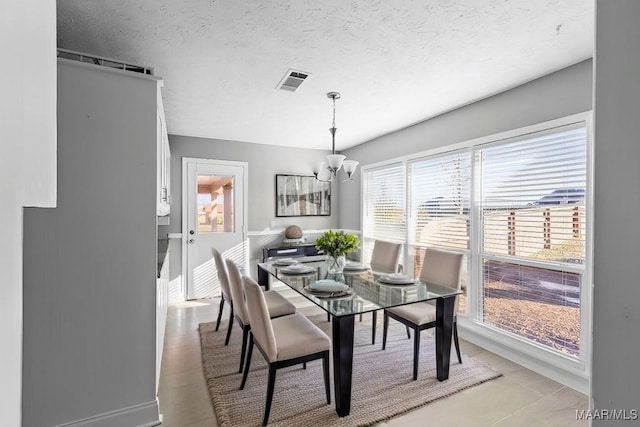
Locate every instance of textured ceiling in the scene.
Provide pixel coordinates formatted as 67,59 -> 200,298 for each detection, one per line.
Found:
57,0 -> 594,151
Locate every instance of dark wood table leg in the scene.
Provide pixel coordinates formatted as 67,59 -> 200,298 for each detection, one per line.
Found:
332,315 -> 355,417
435,296 -> 456,381
257,265 -> 270,290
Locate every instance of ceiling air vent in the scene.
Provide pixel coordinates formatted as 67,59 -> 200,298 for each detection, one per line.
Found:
277,69 -> 310,92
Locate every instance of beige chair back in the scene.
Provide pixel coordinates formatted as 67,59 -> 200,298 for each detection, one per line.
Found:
243,276 -> 278,361
419,248 -> 463,288
212,248 -> 232,301
419,248 -> 463,313
226,259 -> 249,324
370,240 -> 402,273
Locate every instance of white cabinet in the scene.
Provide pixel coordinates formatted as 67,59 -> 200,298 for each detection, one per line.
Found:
157,83 -> 171,217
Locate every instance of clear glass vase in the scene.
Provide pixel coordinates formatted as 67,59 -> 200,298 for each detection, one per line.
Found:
326,254 -> 346,274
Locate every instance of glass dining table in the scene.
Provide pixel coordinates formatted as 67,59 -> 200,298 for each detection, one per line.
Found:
257,256 -> 461,417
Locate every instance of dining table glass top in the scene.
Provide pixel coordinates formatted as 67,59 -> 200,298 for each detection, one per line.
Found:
258,256 -> 461,318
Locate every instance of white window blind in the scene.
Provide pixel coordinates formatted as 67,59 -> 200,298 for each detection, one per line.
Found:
363,163 -> 406,243
360,116 -> 590,363
408,150 -> 471,251
480,123 -> 587,264
478,122 -> 587,357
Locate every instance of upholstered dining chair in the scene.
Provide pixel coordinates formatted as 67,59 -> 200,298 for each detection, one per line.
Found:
211,248 -> 234,345
240,276 -> 331,426
369,239 -> 403,274
225,258 -> 297,373
364,240 -> 404,344
382,248 -> 464,380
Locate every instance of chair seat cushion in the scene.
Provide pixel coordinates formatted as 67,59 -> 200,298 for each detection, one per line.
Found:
264,291 -> 297,318
271,313 -> 331,362
387,301 -> 436,326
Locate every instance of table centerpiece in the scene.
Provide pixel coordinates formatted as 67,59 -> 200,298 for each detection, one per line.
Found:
314,230 -> 360,274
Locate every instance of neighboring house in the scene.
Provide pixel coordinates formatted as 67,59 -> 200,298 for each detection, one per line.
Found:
530,188 -> 586,206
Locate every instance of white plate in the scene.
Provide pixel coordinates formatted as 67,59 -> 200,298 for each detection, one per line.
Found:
308,280 -> 349,292
273,258 -> 298,266
280,264 -> 314,274
343,263 -> 368,271
303,286 -> 353,298
379,274 -> 416,285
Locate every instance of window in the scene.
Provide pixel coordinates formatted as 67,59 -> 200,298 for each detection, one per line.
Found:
362,163 -> 406,263
361,116 -> 590,365
408,150 -> 472,314
197,174 -> 234,232
478,123 -> 587,356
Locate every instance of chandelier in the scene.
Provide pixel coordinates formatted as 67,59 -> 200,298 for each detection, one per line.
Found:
313,92 -> 359,181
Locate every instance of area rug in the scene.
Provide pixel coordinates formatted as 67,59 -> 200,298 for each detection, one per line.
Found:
199,312 -> 501,427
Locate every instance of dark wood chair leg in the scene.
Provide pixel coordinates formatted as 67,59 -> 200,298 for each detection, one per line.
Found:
382,311 -> 389,350
413,327 -> 421,380
240,334 -> 254,390
327,312 -> 330,322
239,325 -> 249,373
215,296 -> 225,331
224,305 -> 234,346
371,311 -> 377,345
263,364 -> 277,426
453,321 -> 462,364
406,325 -> 411,339
323,351 -> 331,404
303,362 -> 307,369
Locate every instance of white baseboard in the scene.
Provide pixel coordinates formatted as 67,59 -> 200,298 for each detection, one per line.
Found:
56,400 -> 160,427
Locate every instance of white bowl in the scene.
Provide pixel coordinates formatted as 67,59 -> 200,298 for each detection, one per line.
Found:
379,274 -> 415,284
343,264 -> 367,271
281,264 -> 314,274
308,280 -> 349,292
273,258 -> 298,266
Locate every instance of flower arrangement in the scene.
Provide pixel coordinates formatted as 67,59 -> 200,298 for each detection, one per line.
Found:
314,230 -> 360,259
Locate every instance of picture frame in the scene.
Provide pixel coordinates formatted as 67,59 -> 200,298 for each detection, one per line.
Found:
275,174 -> 331,217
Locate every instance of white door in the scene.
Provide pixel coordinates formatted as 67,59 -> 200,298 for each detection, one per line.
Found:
182,158 -> 247,300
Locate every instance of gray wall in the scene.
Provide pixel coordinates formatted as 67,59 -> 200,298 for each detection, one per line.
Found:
339,59 -> 593,230
23,60 -> 159,426
166,135 -> 339,232
592,1 -> 640,423
2,1 -> 57,424
163,135 -> 340,286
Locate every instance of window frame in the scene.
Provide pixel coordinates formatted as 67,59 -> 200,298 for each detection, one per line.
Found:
360,112 -> 593,391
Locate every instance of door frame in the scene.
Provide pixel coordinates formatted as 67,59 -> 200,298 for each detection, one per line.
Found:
181,157 -> 248,300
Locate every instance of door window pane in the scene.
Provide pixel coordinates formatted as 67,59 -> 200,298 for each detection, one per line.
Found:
197,175 -> 234,233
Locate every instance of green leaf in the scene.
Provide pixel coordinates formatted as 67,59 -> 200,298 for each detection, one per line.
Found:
314,230 -> 360,258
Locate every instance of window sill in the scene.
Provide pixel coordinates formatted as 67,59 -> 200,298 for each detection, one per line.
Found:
458,317 -> 589,394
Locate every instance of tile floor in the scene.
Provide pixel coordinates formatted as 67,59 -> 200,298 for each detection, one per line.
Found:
157,284 -> 589,427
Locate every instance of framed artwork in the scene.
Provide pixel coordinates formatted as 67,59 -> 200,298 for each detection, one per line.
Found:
275,174 -> 331,217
